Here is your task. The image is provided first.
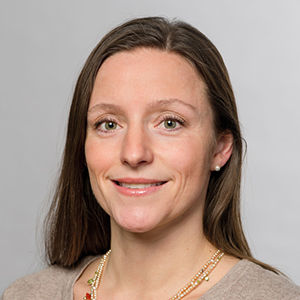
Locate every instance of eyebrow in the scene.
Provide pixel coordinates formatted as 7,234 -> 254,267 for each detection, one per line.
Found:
88,98 -> 197,114
148,98 -> 197,111
88,103 -> 125,114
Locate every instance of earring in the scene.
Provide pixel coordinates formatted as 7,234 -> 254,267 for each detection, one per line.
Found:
215,165 -> 221,172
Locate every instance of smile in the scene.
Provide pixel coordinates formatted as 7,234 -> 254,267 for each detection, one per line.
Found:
111,179 -> 168,196
116,182 -> 164,189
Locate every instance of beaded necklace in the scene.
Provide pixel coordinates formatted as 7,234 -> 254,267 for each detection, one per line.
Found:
83,249 -> 224,300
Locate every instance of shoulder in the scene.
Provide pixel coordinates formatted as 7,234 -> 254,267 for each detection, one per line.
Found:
227,259 -> 300,299
203,259 -> 300,300
1,256 -> 99,300
1,266 -> 69,299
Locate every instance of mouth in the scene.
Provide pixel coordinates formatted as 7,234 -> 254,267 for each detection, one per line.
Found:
113,181 -> 166,189
111,178 -> 168,196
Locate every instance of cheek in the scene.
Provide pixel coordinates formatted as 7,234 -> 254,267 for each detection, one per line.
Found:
85,137 -> 115,173
85,137 -> 115,213
85,137 -> 113,197
159,136 -> 213,177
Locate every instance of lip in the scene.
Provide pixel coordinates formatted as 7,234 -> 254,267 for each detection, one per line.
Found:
111,178 -> 168,197
113,178 -> 167,184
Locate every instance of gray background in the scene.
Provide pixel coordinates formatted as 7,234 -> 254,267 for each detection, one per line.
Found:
1,0 -> 299,293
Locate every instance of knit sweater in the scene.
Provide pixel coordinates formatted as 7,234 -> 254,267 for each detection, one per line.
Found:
2,256 -> 300,299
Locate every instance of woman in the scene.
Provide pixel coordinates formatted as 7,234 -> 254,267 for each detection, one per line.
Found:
2,17 -> 300,300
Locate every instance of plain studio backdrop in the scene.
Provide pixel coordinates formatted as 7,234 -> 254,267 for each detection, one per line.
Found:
1,0 -> 299,293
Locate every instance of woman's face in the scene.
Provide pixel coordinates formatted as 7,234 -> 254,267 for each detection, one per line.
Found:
85,48 -> 228,233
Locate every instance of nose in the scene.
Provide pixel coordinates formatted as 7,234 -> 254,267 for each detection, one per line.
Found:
120,125 -> 154,168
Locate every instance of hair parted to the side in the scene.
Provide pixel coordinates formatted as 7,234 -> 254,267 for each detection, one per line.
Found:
44,16 -> 278,273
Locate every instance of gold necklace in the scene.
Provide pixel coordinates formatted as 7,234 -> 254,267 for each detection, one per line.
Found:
83,249 -> 224,300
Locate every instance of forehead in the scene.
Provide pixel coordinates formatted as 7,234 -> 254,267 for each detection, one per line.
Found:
89,48 -> 209,112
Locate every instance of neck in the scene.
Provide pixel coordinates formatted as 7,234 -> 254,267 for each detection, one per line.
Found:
102,215 -> 217,297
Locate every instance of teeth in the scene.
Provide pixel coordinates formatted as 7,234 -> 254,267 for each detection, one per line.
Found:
118,182 -> 163,189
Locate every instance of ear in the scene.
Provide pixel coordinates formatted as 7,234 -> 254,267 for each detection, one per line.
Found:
210,131 -> 233,171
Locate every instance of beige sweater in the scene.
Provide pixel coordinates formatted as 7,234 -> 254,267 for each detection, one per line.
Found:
2,257 -> 300,299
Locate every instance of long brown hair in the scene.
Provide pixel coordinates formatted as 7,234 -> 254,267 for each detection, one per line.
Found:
44,16 -> 278,273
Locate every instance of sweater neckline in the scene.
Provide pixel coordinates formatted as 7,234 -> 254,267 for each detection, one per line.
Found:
69,255 -> 249,300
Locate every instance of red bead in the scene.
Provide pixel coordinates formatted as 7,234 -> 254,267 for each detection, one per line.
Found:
86,293 -> 91,299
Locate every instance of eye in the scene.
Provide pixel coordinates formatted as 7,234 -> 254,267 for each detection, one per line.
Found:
158,115 -> 185,131
94,119 -> 120,132
163,119 -> 178,129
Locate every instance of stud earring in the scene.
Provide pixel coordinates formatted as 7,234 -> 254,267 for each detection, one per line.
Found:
215,165 -> 221,171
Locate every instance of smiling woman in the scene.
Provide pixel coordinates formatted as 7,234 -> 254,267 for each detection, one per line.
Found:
85,49 -> 220,235
2,17 -> 300,300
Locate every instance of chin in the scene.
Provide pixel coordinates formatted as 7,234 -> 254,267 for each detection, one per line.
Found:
113,208 -> 162,233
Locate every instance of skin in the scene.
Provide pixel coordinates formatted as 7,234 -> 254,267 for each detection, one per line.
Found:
74,48 -> 237,300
